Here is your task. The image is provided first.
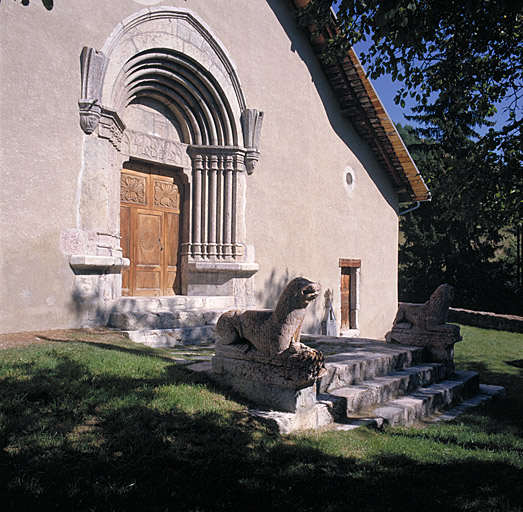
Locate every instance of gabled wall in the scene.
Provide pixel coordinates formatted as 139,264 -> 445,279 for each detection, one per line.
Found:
0,0 -> 398,338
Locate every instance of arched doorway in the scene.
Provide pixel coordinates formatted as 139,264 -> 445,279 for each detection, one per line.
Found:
73,7 -> 263,324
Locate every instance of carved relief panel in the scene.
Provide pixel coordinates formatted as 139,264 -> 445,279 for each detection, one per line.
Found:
121,172 -> 147,205
154,177 -> 179,211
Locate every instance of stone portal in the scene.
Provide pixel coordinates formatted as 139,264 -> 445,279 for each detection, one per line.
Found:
72,8 -> 264,325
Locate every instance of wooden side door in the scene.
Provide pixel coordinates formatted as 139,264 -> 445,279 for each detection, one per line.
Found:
340,267 -> 351,330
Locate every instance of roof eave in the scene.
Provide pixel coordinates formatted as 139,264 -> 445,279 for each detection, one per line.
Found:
290,0 -> 431,203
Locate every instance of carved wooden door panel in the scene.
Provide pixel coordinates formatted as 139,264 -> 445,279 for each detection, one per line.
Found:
135,209 -> 163,296
120,167 -> 181,297
340,268 -> 351,329
154,175 -> 181,296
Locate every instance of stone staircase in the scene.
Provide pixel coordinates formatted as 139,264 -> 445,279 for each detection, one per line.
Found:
249,336 -> 504,433
107,296 -> 235,346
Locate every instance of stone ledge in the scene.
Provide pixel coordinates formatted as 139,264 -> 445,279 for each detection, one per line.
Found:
187,260 -> 259,274
70,255 -> 129,273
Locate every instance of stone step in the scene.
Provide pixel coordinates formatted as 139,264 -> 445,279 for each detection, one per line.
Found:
325,363 -> 447,413
108,309 -> 227,331
126,325 -> 217,347
325,370 -> 480,428
319,343 -> 426,393
110,295 -> 236,314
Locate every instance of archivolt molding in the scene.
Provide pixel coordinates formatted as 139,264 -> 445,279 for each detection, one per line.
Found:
114,48 -> 239,146
101,7 -> 246,125
79,7 -> 264,163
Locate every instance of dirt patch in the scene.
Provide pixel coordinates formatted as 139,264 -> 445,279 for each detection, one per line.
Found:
0,327 -> 129,350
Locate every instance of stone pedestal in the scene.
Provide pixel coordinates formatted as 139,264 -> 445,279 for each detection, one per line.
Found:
386,324 -> 462,377
212,344 -> 325,413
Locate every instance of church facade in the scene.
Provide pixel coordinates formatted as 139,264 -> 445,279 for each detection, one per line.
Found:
0,0 -> 429,338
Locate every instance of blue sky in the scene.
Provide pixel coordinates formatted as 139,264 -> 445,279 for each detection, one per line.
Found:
352,40 -> 420,128
353,42 -> 512,136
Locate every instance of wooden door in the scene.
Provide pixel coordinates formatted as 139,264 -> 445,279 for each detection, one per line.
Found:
340,268 -> 351,329
120,167 -> 181,297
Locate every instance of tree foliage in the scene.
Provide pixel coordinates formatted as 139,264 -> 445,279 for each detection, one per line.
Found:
397,123 -> 522,314
1,0 -> 54,9
297,1 -> 522,311
297,1 -> 522,122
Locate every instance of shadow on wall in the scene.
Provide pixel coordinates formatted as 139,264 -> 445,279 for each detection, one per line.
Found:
68,273 -> 118,327
266,0 -> 398,212
255,268 -> 324,334
255,268 -> 292,309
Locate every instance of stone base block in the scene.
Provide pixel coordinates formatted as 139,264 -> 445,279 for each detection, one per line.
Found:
212,345 -> 325,413
386,327 -> 462,377
215,371 -> 317,413
250,402 -> 336,434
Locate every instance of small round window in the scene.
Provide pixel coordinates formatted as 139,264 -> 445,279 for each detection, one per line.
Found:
343,166 -> 355,195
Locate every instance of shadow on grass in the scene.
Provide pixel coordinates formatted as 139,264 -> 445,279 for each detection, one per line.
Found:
455,360 -> 523,430
35,333 -> 188,363
1,350 -> 522,511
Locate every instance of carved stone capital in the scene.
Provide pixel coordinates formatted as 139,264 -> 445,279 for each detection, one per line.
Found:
98,108 -> 126,149
79,47 -> 108,135
244,149 -> 259,174
241,109 -> 264,174
78,100 -> 102,135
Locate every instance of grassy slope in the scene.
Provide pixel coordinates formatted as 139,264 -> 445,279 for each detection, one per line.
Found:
0,327 -> 522,511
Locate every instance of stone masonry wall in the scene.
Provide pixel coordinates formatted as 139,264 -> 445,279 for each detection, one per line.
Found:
448,308 -> 523,334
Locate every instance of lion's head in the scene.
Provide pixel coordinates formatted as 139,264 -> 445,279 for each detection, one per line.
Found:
278,277 -> 321,310
426,284 -> 455,322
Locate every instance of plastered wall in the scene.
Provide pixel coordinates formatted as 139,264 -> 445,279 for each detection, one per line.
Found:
0,0 -> 398,338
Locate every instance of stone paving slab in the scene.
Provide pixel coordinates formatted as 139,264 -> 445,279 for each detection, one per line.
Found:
126,326 -> 216,347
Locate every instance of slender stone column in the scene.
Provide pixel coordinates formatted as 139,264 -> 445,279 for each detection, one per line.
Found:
192,154 -> 203,259
216,156 -> 223,255
232,153 -> 244,259
223,155 -> 234,259
200,156 -> 208,258
208,155 -> 218,258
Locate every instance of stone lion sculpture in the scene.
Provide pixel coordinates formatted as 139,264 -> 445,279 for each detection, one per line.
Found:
393,284 -> 455,332
216,277 -> 322,360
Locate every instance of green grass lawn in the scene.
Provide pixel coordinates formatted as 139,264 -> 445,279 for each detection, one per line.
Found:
0,326 -> 522,511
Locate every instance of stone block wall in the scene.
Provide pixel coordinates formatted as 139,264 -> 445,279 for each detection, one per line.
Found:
448,308 -> 523,334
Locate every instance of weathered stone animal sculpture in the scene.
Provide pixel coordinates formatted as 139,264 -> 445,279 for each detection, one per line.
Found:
393,284 -> 455,332
216,277 -> 321,358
